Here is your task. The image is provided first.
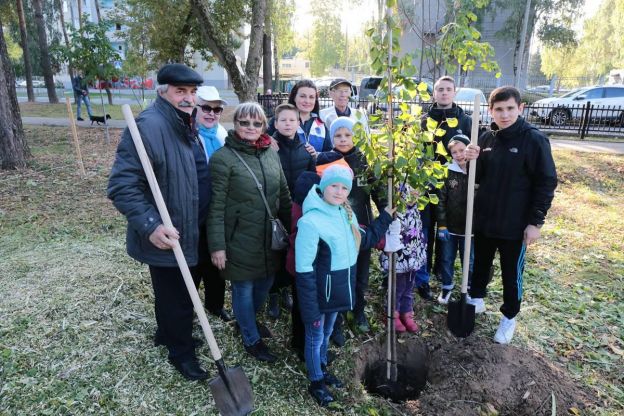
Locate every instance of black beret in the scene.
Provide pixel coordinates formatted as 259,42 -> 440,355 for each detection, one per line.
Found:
157,64 -> 203,86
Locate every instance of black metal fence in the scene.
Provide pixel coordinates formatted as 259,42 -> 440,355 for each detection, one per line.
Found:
258,93 -> 624,139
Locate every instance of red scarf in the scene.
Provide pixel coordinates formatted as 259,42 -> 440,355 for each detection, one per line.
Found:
236,133 -> 272,150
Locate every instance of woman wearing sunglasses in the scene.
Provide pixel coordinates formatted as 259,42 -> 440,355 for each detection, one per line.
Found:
207,102 -> 292,363
196,86 -> 228,161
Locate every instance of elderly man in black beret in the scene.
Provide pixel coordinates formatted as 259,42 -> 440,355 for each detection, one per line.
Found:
108,64 -> 213,380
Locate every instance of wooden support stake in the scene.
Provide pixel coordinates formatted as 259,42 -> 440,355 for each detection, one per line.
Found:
65,95 -> 86,177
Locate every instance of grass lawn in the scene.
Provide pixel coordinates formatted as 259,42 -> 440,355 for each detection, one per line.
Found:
0,126 -> 622,415
19,102 -> 237,124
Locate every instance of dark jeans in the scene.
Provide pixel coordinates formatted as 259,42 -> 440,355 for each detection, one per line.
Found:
75,93 -> 93,119
149,265 -> 201,362
353,248 -> 372,317
439,234 -> 474,289
304,312 -> 338,382
231,277 -> 274,346
290,277 -> 305,351
469,233 -> 527,319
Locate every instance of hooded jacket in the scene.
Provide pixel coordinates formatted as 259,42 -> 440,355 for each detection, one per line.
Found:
295,185 -> 392,324
422,103 -> 472,161
108,95 -> 201,267
274,131 -> 316,194
437,160 -> 475,235
474,117 -> 557,240
207,131 -> 292,281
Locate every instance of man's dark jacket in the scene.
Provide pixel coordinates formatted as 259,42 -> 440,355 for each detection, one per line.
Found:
108,95 -> 201,267
422,103 -> 472,160
274,131 -> 316,195
474,117 -> 558,240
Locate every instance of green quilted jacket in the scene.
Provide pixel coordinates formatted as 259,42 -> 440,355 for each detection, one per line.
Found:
207,131 -> 291,281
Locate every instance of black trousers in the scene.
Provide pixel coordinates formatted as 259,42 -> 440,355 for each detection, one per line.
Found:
353,248 -> 372,317
469,233 -> 527,319
150,264 -> 201,362
290,278 -> 305,351
196,225 -> 226,313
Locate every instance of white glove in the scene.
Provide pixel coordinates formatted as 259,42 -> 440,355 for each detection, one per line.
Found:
384,220 -> 404,252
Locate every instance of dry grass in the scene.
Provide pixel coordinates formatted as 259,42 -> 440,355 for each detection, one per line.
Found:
1,126 -> 622,415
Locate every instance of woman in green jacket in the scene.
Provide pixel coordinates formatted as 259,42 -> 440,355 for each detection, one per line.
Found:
207,102 -> 292,362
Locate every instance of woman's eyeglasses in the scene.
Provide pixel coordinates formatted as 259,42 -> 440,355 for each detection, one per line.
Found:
237,120 -> 264,128
198,104 -> 224,114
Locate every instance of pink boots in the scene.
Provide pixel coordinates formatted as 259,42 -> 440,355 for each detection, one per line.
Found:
393,312 -> 406,332
400,312 -> 420,333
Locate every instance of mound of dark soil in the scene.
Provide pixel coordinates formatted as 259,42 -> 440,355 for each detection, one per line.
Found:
355,334 -> 594,415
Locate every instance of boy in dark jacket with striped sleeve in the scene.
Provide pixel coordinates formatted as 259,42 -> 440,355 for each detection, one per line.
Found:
465,86 -> 557,344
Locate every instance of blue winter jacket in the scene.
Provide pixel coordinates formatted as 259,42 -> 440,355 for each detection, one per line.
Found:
295,185 -> 392,324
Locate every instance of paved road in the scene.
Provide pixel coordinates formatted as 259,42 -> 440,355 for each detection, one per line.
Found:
21,116 -> 624,154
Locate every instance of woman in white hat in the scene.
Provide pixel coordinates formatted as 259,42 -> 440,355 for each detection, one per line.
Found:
194,85 -> 232,323
196,86 -> 228,160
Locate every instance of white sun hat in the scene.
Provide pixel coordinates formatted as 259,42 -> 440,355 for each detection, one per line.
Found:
196,85 -> 228,106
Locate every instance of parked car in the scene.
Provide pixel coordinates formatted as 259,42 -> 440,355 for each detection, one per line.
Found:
531,85 -> 624,126
454,87 -> 491,125
16,78 -> 48,88
359,76 -> 382,101
366,80 -> 433,116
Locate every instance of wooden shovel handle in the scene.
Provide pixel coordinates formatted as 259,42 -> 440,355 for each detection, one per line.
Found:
121,105 -> 223,361
460,95 -> 480,294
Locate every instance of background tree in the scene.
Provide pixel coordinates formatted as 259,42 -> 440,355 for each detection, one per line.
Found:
32,0 -> 58,103
271,0 -> 295,91
0,17 -> 30,169
307,0 -> 346,76
262,0 -> 272,92
16,0 -> 34,101
192,0 -> 267,102
398,0 -> 500,82
56,19 -> 121,105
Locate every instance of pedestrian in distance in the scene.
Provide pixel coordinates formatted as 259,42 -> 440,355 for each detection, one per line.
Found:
464,86 -> 558,344
72,71 -> 94,121
108,63 -> 210,381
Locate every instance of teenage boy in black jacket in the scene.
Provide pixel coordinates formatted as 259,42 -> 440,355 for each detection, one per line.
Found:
465,86 -> 557,344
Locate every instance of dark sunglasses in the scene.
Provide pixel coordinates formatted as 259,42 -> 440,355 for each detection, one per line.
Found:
237,120 -> 264,128
198,104 -> 224,114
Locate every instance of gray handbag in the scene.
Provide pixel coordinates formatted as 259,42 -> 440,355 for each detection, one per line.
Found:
229,148 -> 289,251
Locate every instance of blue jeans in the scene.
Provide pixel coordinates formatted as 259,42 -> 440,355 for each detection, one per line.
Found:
439,234 -> 474,289
231,276 -> 274,346
414,227 -> 429,287
304,312 -> 338,382
76,93 -> 93,119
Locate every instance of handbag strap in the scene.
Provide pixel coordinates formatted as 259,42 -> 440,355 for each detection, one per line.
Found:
229,147 -> 275,220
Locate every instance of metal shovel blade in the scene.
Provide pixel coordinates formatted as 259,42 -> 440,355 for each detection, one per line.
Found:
208,363 -> 254,416
447,293 -> 476,338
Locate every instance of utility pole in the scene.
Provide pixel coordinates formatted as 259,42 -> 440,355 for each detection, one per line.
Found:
515,0 -> 532,89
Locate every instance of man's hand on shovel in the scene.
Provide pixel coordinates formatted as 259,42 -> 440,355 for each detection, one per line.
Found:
149,224 -> 180,250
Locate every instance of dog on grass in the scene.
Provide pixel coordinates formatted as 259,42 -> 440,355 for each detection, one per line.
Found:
90,114 -> 111,125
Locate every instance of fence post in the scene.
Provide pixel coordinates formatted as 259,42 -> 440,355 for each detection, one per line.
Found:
579,101 -> 592,141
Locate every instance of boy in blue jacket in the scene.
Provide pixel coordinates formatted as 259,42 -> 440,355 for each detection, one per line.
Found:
465,86 -> 557,344
295,164 -> 399,407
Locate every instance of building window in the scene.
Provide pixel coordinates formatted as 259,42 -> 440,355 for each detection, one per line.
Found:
118,46 -> 122,51
305,62 -> 310,68
282,63 -> 292,68
115,23 -> 121,31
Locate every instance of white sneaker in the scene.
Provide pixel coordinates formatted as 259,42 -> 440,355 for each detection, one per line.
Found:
437,289 -> 452,305
494,316 -> 516,344
466,297 -> 486,314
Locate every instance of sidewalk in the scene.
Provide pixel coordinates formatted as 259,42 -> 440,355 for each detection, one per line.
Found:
21,116 -> 624,154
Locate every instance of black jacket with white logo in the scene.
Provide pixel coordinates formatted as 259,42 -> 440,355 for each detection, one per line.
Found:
474,117 -> 557,240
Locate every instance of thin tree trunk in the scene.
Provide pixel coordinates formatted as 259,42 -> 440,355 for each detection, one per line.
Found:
0,19 -> 30,169
32,0 -> 59,103
16,0 -> 35,102
77,0 -> 82,28
55,0 -> 74,79
272,33 -> 280,92
94,0 -> 101,22
262,0 -> 272,92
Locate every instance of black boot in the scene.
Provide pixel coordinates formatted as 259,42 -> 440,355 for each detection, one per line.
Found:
322,364 -> 344,388
417,283 -> 434,301
330,315 -> 346,347
209,308 -> 232,322
168,358 -> 208,381
244,339 -> 278,363
281,289 -> 293,311
308,380 -> 334,407
267,293 -> 280,319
